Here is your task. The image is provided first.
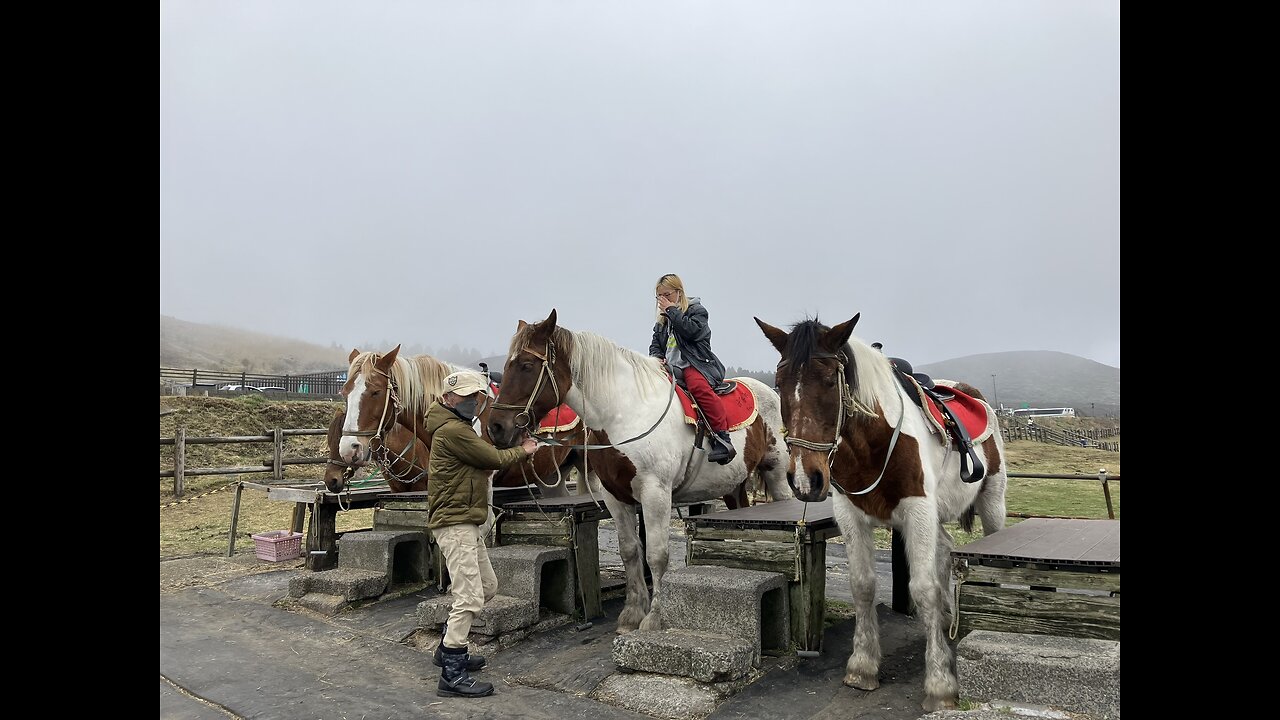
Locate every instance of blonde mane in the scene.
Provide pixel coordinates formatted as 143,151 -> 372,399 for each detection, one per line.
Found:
348,350 -> 455,419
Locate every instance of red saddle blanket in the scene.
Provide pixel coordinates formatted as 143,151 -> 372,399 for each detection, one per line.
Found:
916,383 -> 993,445
676,380 -> 758,432
537,404 -> 579,432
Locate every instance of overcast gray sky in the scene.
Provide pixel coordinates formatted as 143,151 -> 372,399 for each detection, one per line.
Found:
160,1 -> 1119,372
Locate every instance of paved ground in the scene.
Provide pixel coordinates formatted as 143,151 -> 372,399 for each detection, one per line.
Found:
160,519 -> 1080,720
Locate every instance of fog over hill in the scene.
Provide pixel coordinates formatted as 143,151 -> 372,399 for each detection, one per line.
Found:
161,316 -> 1118,417
917,351 -> 1119,418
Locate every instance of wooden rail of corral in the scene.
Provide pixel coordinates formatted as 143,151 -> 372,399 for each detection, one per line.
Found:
1001,425 -> 1120,452
159,428 -> 329,498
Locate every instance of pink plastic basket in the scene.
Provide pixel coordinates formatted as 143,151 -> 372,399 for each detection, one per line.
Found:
251,530 -> 303,562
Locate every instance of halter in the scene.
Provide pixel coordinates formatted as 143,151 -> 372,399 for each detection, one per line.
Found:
345,364 -> 403,446
491,342 -> 558,431
780,350 -> 903,497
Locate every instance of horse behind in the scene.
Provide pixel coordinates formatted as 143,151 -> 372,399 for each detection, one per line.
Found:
486,309 -> 792,634
755,314 -> 1007,712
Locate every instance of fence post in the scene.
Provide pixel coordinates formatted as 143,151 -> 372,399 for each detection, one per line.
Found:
1098,468 -> 1115,519
227,482 -> 244,557
174,428 -> 186,498
273,428 -> 284,482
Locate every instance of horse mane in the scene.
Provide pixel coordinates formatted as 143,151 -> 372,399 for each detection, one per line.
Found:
509,322 -> 668,399
786,318 -> 899,419
349,350 -> 454,419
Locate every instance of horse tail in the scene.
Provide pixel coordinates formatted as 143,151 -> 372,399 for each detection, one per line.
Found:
958,504 -> 977,534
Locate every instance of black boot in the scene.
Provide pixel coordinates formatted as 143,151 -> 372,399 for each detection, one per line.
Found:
434,642 -> 486,671
707,430 -> 737,465
436,644 -> 494,698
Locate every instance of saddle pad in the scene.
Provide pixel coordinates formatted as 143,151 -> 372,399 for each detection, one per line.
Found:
537,404 -> 580,432
676,381 -> 758,432
915,382 -> 993,445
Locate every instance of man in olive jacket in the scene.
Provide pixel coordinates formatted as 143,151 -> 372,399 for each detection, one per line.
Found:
426,370 -> 537,698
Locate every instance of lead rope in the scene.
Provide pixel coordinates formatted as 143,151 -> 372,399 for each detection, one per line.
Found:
949,560 -> 965,640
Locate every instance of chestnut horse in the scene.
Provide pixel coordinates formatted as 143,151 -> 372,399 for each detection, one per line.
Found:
336,346 -> 583,497
485,310 -> 792,633
755,314 -> 1007,712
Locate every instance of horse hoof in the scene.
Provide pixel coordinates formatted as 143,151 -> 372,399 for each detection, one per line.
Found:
843,673 -> 879,691
923,696 -> 957,712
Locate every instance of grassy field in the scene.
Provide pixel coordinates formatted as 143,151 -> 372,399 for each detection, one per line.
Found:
159,396 -> 1120,558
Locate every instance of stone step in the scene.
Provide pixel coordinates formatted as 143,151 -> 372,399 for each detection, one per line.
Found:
417,593 -> 539,638
957,630 -> 1120,719
336,530 -> 430,584
486,544 -> 575,615
288,568 -> 386,602
660,565 -> 790,662
612,629 -> 755,682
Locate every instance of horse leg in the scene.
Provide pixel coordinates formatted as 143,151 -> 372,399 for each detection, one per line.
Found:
637,484 -> 673,631
833,494 -> 882,690
900,497 -> 959,711
602,493 -> 649,633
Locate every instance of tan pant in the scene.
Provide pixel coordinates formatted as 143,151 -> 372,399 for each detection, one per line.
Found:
434,523 -> 498,648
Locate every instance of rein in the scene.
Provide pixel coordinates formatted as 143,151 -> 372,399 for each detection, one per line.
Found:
781,351 -> 904,497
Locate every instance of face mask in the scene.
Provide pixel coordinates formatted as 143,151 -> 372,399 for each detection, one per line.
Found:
454,397 -> 479,419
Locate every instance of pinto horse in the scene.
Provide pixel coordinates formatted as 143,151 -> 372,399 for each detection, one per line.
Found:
337,346 -> 583,497
485,309 -> 792,633
755,314 -> 1007,712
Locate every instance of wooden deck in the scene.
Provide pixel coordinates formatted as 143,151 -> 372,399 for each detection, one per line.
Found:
952,518 -> 1120,641
952,518 -> 1120,571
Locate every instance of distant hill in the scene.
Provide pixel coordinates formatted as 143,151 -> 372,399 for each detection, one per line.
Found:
160,316 -> 350,374
917,351 -> 1119,418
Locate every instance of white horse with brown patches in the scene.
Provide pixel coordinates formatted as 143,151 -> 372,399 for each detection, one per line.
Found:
485,309 -> 792,633
755,314 -> 1007,713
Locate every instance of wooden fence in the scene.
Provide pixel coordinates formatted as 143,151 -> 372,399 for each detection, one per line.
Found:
1001,424 -> 1120,452
159,428 -> 329,498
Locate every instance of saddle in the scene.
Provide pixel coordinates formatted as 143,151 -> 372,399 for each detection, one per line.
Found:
888,358 -> 986,484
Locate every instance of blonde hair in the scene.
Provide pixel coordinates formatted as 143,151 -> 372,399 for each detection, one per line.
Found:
655,273 -> 690,324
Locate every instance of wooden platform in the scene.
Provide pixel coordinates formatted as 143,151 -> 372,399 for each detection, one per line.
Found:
685,499 -> 840,652
952,518 -> 1120,641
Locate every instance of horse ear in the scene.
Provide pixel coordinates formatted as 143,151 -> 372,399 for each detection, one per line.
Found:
517,320 -> 528,332
379,344 -> 401,369
825,314 -> 861,352
544,308 -> 558,331
754,317 -> 788,355
348,348 -> 360,363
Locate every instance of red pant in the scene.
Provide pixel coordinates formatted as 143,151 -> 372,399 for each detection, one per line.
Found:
682,368 -> 728,432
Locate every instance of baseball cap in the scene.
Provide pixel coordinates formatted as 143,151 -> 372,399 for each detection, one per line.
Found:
443,371 -> 492,397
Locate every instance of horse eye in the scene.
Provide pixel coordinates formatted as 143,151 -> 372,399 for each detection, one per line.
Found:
521,362 -> 533,371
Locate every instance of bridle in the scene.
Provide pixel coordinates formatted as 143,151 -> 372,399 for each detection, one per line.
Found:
344,363 -> 403,447
490,341 -> 561,433
779,349 -> 903,497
